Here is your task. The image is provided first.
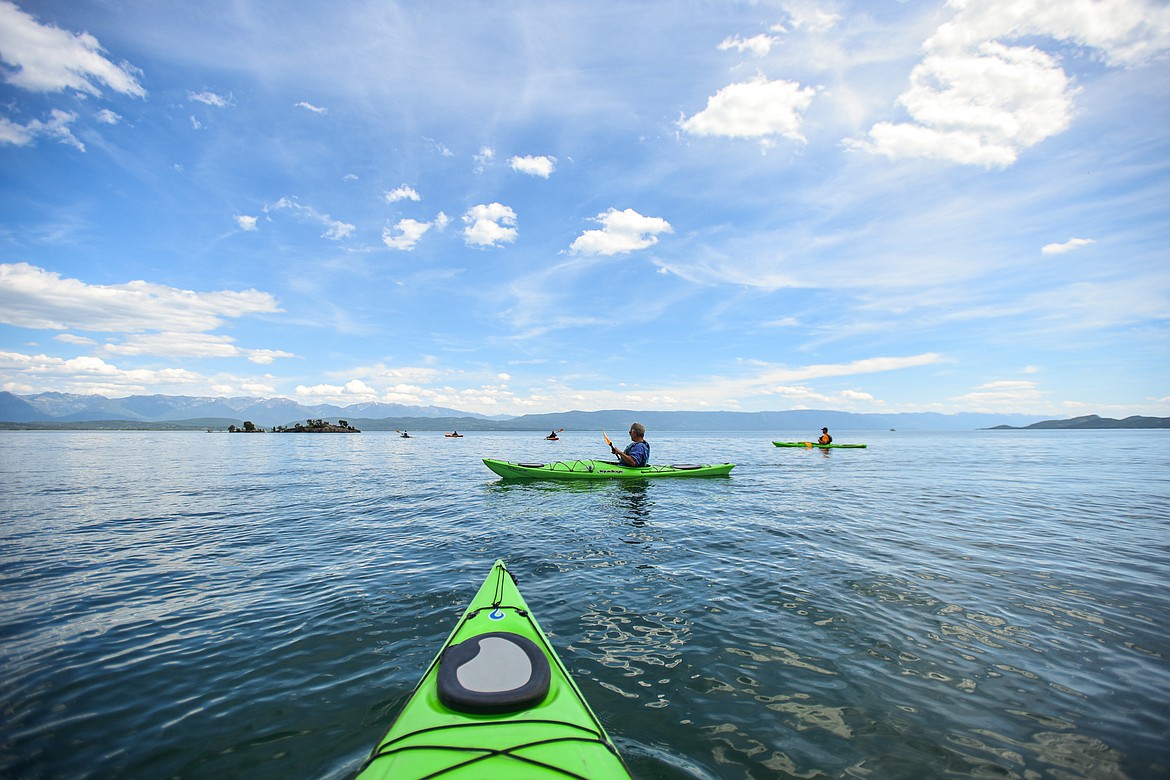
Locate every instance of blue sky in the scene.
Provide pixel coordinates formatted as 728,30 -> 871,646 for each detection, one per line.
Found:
1,0 -> 1168,418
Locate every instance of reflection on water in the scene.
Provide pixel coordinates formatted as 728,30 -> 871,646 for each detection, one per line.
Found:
617,482 -> 651,520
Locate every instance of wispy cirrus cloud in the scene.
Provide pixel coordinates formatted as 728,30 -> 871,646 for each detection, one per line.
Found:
294,100 -> 327,114
1042,237 -> 1095,255
188,89 -> 231,107
103,332 -> 294,364
264,196 -> 354,240
717,33 -> 777,56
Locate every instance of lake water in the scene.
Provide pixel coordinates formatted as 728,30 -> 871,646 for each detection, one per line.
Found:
1,429 -> 1168,779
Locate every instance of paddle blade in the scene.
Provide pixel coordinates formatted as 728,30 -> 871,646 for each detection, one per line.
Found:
603,431 -> 612,447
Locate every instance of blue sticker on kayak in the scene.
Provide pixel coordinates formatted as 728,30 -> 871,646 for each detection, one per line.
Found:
489,608 -> 505,620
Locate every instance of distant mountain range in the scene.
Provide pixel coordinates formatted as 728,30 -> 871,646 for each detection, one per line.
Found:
0,390 -> 1103,431
0,391 -> 504,428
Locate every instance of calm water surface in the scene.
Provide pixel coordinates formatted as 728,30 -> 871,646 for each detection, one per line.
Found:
1,429 -> 1168,778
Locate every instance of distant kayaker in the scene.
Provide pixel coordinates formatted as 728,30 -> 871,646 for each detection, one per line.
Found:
611,422 -> 650,466
818,427 -> 832,445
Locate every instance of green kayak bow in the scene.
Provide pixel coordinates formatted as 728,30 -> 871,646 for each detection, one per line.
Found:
357,560 -> 632,779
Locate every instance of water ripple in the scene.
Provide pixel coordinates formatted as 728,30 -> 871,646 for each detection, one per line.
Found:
2,430 -> 1168,778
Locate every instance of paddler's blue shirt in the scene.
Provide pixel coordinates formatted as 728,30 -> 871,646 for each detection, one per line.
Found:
624,440 -> 650,466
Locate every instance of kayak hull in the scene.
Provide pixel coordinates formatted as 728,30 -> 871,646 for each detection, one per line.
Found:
483,458 -> 734,479
356,560 -> 631,779
773,441 -> 867,449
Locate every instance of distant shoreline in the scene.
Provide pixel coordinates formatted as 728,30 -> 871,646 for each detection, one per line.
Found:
2,413 -> 1167,432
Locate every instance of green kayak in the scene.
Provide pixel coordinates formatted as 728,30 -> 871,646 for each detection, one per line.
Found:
483,458 -> 734,479
773,441 -> 867,449
356,560 -> 632,780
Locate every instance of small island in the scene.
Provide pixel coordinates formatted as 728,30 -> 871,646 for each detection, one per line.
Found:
277,418 -> 361,433
231,418 -> 361,433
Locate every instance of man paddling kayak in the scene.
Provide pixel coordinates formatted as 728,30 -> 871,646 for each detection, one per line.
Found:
610,422 -> 650,466
818,427 -> 832,445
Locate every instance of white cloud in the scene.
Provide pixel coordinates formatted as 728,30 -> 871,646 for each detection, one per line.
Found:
95,108 -> 120,125
293,379 -> 381,405
382,218 -> 432,251
0,108 -> 83,150
54,333 -> 96,346
235,215 -> 258,231
510,155 -> 556,178
462,203 -> 517,248
0,1 -> 145,97
189,90 -> 230,107
0,350 -> 204,394
0,350 -> 283,398
568,208 -> 672,256
927,0 -> 1170,68
951,379 -> 1045,408
850,0 -> 1170,167
679,74 -> 816,143
1042,237 -> 1095,255
848,42 -> 1076,168
751,354 -> 946,385
294,100 -> 327,114
433,212 -> 450,231
322,222 -> 355,240
426,137 -> 455,157
104,332 -> 294,364
718,34 -> 777,56
385,185 -> 421,203
784,9 -> 842,33
474,145 -> 495,172
265,196 -> 354,240
0,262 -> 281,333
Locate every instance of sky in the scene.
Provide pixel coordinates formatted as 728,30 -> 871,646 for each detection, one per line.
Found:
1,0 -> 1168,418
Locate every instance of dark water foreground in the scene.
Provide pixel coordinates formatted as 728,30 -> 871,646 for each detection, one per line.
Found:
1,430 -> 1167,778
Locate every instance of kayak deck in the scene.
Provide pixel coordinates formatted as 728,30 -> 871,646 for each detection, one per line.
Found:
773,441 -> 867,449
483,458 -> 734,479
357,560 -> 631,779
